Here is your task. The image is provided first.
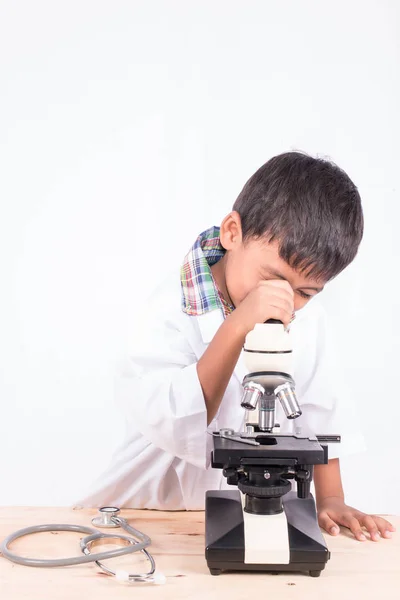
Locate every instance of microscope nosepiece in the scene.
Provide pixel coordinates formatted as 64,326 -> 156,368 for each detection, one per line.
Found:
275,382 -> 302,419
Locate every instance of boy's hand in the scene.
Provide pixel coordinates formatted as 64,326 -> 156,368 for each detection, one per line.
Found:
231,280 -> 294,335
318,496 -> 396,541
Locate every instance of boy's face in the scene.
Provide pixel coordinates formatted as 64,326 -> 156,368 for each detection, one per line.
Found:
219,212 -> 326,312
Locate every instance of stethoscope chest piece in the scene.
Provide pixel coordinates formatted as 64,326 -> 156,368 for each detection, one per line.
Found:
92,506 -> 121,528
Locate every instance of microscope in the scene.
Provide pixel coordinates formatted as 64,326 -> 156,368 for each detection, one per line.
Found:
205,319 -> 340,577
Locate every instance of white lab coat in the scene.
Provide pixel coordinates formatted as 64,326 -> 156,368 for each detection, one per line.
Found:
79,270 -> 365,510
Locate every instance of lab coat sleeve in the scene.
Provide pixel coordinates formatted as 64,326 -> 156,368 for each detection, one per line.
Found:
293,303 -> 366,461
115,317 -> 210,469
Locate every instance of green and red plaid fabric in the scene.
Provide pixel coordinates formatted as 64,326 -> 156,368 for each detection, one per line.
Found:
181,226 -> 234,317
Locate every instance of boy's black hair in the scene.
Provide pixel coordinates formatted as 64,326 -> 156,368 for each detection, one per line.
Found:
232,152 -> 364,281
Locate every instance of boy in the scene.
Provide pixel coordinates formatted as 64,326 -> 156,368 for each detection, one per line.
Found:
82,152 -> 395,542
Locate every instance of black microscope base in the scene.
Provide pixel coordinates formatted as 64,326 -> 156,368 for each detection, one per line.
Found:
205,490 -> 329,577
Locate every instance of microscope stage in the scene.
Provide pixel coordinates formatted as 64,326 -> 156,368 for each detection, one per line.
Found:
211,433 -> 327,469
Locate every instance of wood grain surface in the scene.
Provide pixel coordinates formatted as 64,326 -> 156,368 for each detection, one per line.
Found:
0,507 -> 398,599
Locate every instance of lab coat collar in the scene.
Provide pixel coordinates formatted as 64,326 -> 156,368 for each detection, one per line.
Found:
196,310 -> 248,385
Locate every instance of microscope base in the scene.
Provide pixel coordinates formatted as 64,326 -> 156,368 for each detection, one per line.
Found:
205,490 -> 329,577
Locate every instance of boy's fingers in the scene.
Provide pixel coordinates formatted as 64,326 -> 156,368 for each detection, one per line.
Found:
268,291 -> 294,311
259,286 -> 294,306
360,515 -> 381,541
342,515 -> 367,541
366,515 -> 396,538
318,512 -> 340,535
268,296 -> 294,315
268,302 -> 294,326
260,280 -> 294,296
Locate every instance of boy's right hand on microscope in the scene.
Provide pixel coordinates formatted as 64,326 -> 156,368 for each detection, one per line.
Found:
230,280 -> 294,336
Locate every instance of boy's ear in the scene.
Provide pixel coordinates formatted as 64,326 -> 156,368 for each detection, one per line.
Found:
219,211 -> 243,250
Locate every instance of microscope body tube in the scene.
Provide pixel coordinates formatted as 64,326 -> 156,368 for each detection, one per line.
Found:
243,322 -> 293,375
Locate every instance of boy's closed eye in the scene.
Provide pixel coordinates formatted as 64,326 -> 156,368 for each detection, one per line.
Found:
297,290 -> 313,299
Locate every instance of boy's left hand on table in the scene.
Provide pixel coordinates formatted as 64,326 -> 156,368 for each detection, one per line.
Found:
318,496 -> 396,541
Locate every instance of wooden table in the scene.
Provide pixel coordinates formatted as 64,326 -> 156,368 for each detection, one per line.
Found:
0,507 -> 398,599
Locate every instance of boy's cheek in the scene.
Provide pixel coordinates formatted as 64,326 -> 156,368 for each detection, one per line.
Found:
227,278 -> 254,306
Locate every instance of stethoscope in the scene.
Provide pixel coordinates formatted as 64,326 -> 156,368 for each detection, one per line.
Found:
0,506 -> 165,585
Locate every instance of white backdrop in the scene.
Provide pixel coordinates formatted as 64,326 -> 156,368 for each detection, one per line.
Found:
1,0 -> 399,514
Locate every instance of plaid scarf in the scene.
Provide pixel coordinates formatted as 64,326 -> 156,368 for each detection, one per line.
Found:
180,226 -> 234,317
